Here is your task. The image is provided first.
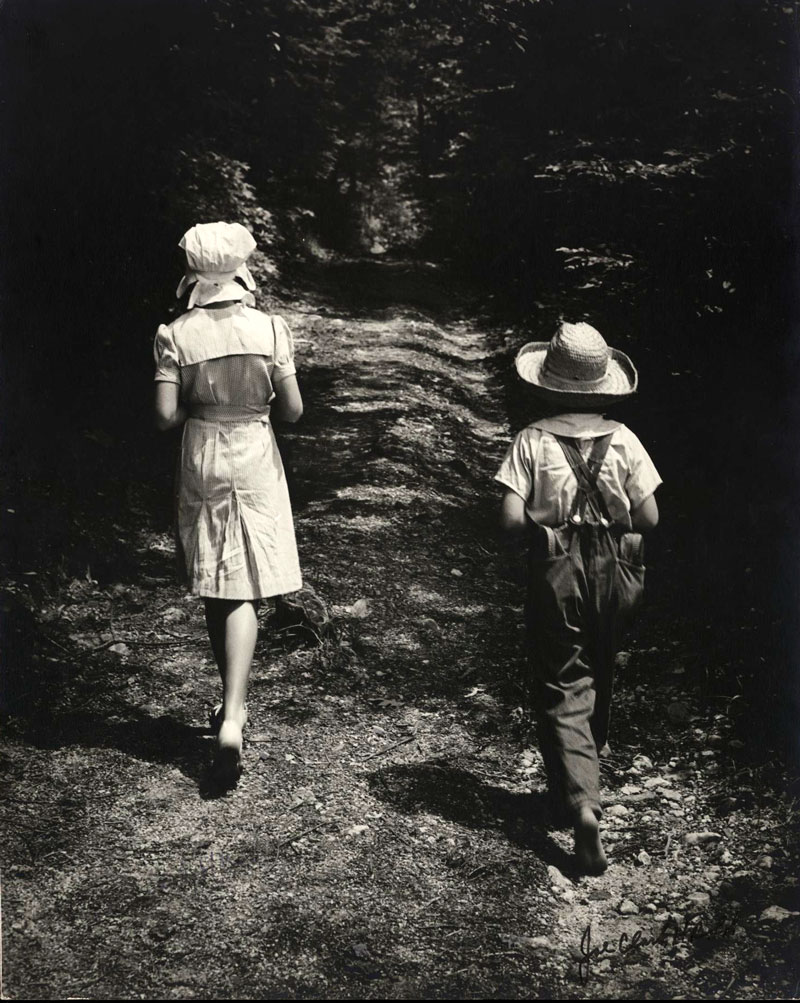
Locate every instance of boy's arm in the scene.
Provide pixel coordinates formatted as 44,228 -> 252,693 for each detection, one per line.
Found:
500,488 -> 529,536
495,429 -> 536,537
622,428 -> 662,532
630,493 -> 659,531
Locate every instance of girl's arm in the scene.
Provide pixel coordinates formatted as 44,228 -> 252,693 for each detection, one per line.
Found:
272,374 -> 303,423
155,382 -> 187,431
499,488 -> 529,536
630,493 -> 659,531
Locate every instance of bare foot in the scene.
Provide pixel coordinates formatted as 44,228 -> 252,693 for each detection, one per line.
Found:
209,702 -> 248,734
574,805 -> 608,875
214,720 -> 243,788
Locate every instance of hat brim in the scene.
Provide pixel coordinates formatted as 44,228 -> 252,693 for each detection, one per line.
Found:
514,341 -> 638,407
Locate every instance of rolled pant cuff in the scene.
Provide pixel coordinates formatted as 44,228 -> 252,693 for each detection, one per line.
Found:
565,794 -> 602,822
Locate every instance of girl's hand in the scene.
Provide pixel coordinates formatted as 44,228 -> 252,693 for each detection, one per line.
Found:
272,374 -> 303,423
155,382 -> 187,431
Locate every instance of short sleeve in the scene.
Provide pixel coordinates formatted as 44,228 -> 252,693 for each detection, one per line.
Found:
622,430 -> 663,509
153,324 -> 180,384
271,315 -> 296,383
494,430 -> 537,503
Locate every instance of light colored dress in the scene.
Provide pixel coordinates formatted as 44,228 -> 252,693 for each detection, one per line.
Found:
154,302 -> 303,600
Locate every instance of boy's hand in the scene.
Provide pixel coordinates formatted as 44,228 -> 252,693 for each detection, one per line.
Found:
630,494 -> 659,531
500,488 -> 529,536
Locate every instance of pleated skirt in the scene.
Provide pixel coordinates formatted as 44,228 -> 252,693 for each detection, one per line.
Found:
176,417 -> 302,600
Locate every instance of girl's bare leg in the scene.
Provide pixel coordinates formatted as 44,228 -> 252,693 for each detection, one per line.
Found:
219,599 -> 257,728
203,600 -> 257,780
203,599 -> 256,725
204,600 -> 227,686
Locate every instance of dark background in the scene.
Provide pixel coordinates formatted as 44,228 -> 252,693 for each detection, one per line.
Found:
1,0 -> 797,760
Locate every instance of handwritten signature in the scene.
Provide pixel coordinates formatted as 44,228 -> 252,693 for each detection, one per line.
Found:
577,910 -> 740,983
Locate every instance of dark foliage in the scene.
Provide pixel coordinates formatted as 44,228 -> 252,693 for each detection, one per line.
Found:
1,0 -> 797,757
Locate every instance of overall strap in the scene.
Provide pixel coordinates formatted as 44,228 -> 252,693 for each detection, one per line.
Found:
554,433 -> 615,526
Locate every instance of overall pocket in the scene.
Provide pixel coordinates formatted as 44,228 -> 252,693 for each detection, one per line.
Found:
614,532 -> 645,619
528,523 -> 574,562
526,523 -> 578,632
526,520 -> 550,561
618,531 -> 645,567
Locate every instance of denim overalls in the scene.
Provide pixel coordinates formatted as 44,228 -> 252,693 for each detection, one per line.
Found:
524,431 -> 645,821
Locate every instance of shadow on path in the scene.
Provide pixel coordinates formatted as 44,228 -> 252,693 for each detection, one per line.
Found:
369,759 -> 576,876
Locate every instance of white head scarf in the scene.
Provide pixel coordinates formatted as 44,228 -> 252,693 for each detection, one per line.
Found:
176,222 -> 258,308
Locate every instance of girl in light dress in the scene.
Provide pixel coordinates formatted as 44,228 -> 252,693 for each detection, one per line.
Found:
154,221 -> 303,787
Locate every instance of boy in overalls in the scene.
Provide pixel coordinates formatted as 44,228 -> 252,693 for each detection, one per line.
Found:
495,322 -> 661,874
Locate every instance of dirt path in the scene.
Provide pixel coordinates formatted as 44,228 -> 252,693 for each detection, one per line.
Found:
2,260 -> 799,999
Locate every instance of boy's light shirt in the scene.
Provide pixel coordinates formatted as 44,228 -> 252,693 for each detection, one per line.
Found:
494,412 -> 662,530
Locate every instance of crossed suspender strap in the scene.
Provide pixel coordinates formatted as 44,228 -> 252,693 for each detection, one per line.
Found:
553,433 -> 615,526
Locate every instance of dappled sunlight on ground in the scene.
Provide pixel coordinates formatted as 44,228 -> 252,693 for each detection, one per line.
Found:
2,259 -> 798,999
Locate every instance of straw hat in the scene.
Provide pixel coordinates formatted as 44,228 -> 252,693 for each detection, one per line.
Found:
514,322 -> 638,407
176,222 -> 257,308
